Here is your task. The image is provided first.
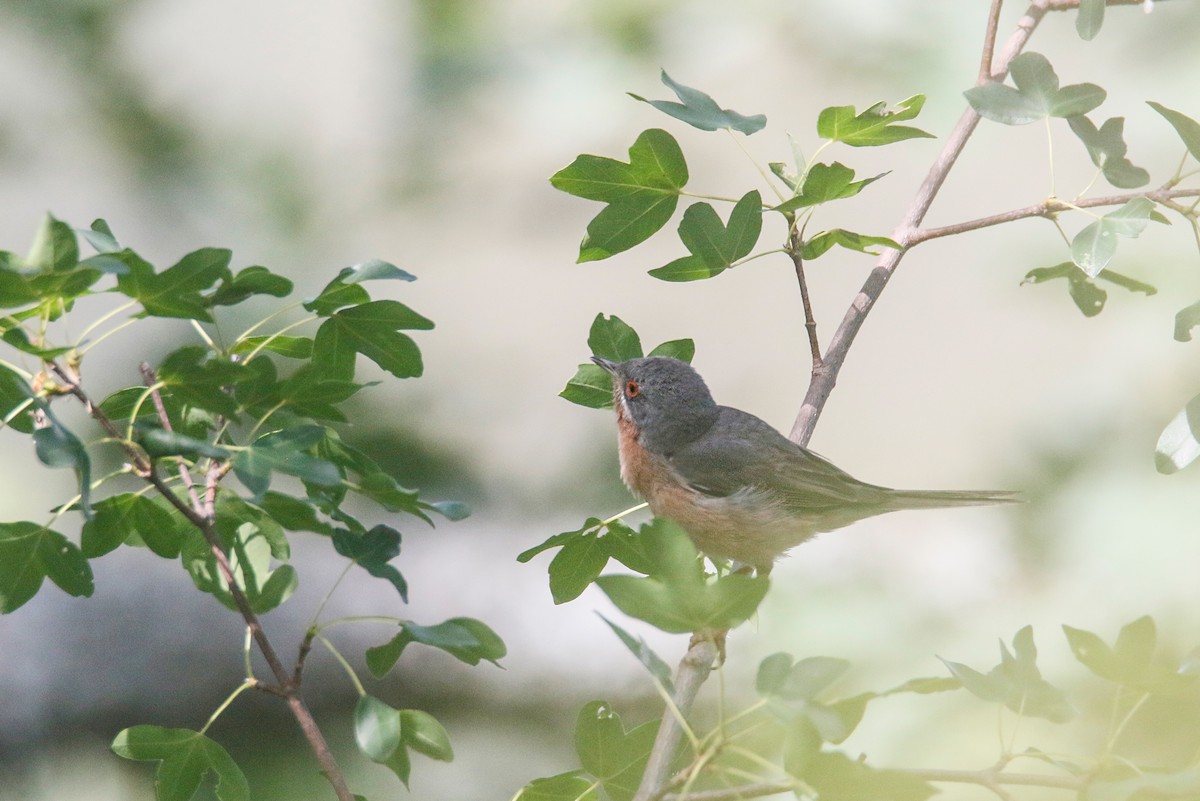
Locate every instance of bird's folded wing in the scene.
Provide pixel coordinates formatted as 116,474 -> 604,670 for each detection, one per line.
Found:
669,407 -> 886,510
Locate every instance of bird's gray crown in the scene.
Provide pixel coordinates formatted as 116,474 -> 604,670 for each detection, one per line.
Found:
606,356 -> 719,455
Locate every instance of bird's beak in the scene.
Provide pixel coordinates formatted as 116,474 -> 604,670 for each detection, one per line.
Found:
591,356 -> 618,374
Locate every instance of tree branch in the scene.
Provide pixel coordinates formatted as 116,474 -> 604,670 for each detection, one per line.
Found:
790,0 -> 1062,446
51,360 -> 357,801
789,223 -> 822,369
908,187 -> 1200,245
633,639 -> 719,801
655,766 -> 1088,801
662,782 -> 795,801
637,3 -> 1169,800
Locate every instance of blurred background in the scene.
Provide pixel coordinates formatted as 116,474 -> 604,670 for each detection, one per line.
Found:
2,1 -> 1200,799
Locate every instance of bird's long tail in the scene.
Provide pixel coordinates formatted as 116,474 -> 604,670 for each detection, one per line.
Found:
885,488 -> 1020,510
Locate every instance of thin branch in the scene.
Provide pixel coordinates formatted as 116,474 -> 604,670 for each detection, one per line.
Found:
788,222 -> 822,368
897,767 -> 1086,792
979,0 -> 1006,81
789,0 -> 1056,446
139,363 -> 203,513
908,187 -> 1200,245
50,360 -> 357,801
634,639 -> 720,801
658,766 -> 1087,801
662,783 -> 795,801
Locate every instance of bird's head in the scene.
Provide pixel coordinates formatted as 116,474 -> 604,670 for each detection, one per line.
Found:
591,356 -> 719,455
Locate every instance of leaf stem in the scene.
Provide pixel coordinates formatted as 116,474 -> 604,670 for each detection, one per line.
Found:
74,299 -> 139,348
199,679 -> 255,735
727,129 -> 788,204
788,0 -> 1059,445
78,317 -> 140,356
307,561 -> 356,631
601,502 -> 649,526
242,316 -> 317,363
319,635 -> 366,696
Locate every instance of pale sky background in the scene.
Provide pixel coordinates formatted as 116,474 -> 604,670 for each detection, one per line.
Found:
2,2 -> 1200,799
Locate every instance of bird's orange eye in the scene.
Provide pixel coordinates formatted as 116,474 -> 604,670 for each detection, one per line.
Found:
625,380 -> 640,398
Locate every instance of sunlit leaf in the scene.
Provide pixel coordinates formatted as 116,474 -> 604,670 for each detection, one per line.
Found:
550,129 -> 688,262
1156,392 -> 1200,474
817,95 -> 934,146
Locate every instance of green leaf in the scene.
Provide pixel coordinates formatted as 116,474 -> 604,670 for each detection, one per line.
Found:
773,162 -> 889,212
599,614 -> 675,693
156,344 -> 251,418
940,626 -> 1075,723
0,365 -> 35,433
1174,301 -> 1200,342
80,218 -> 120,254
651,191 -> 763,282
33,415 -> 93,517
112,726 -> 249,801
1067,116 -> 1149,189
115,247 -> 232,321
26,263 -> 105,302
82,492 -> 185,558
231,427 -> 341,497
817,95 -> 934,147
230,335 -> 313,359
802,751 -> 936,801
1023,262 -> 1106,317
1023,262 -> 1154,317
1077,0 -> 1105,40
1148,101 -> 1200,162
595,519 -> 769,633
257,491 -> 333,535
574,700 -> 656,801
183,499 -> 295,614
757,654 -> 851,701
801,229 -> 900,260
517,518 -> 601,563
352,472 -> 429,521
629,70 -> 766,135
304,259 -> 417,316
26,214 -> 79,272
136,425 -> 230,460
332,524 -> 407,601
550,129 -> 688,262
560,363 -> 614,409
646,338 -> 694,362
311,300 -> 432,381
366,617 -> 506,676
966,52 -> 1105,125
2,328 -> 72,359
1088,769 -> 1200,801
587,313 -> 643,362
514,772 -> 598,801
0,265 -> 39,308
1071,198 -> 1154,277
549,533 -> 610,604
0,521 -> 94,612
1156,392 -> 1200,474
646,255 -> 718,282
207,266 -> 293,306
355,695 -> 403,761
401,709 -> 453,761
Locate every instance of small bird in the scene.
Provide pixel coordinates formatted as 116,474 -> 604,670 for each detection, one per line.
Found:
593,356 -> 1016,574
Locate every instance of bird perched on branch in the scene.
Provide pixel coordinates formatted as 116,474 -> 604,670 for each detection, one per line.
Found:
593,356 -> 1016,575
